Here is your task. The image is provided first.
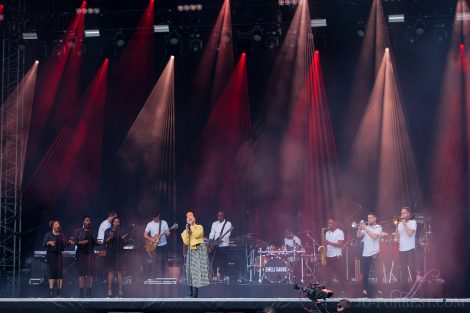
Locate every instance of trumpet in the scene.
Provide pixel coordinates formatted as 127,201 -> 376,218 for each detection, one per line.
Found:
392,215 -> 400,225
351,220 -> 368,229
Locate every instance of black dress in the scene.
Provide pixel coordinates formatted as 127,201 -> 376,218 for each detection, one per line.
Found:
104,228 -> 126,272
42,232 -> 68,279
73,227 -> 96,276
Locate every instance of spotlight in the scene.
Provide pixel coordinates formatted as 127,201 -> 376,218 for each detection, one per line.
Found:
22,32 -> 38,40
236,35 -> 252,53
278,0 -> 298,6
311,19 -> 327,28
264,31 -> 279,50
433,22 -> 447,44
166,32 -> 182,55
405,29 -> 416,45
433,28 -> 447,44
414,21 -> 425,35
168,33 -> 180,46
154,25 -> 170,33
189,32 -> 203,53
251,27 -> 263,42
114,30 -> 126,47
388,14 -> 405,23
84,29 -> 100,38
457,12 -> 470,21
356,24 -> 365,38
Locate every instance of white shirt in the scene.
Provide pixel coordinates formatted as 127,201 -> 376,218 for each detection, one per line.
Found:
145,220 -> 169,246
359,224 -> 382,257
398,219 -> 417,251
97,219 -> 111,242
325,228 -> 344,257
209,220 -> 232,248
284,236 -> 301,248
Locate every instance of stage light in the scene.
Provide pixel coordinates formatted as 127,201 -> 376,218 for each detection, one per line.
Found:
236,36 -> 252,53
35,60 -> 39,64
84,29 -> 100,37
251,27 -> 263,42
433,28 -> 447,44
388,14 -> 405,23
189,31 -> 203,52
154,25 -> 170,33
189,37 -> 203,53
114,30 -> 126,47
356,24 -> 365,38
311,19 -> 327,28
414,21 -> 425,35
279,0 -> 298,6
166,33 -> 182,55
456,12 -> 470,21
405,29 -> 416,45
264,31 -> 279,50
168,33 -> 180,45
22,32 -> 38,40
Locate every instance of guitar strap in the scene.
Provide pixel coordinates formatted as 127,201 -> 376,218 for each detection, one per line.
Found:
216,220 -> 228,241
158,221 -> 162,237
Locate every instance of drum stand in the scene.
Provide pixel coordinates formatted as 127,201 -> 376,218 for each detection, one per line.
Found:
258,248 -> 263,283
247,248 -> 256,283
305,234 -> 319,282
388,259 -> 398,283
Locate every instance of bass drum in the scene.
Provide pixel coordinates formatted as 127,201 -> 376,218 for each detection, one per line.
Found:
263,257 -> 290,283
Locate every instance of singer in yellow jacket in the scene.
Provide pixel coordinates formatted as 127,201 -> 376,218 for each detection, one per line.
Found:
181,212 -> 209,297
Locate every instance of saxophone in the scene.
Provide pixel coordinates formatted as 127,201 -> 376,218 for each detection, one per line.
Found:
318,228 -> 327,266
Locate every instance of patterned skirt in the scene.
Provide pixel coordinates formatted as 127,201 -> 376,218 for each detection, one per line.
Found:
185,244 -> 209,288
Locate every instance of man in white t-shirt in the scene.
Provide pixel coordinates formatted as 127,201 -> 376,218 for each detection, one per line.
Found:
144,213 -> 170,278
209,211 -> 232,279
97,211 -> 117,244
396,206 -> 417,287
283,229 -> 302,250
323,217 -> 344,283
357,213 -> 382,296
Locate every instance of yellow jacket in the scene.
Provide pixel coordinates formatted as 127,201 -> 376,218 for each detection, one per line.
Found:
181,224 -> 204,250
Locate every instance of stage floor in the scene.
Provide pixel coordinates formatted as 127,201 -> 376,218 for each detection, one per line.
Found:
0,297 -> 469,313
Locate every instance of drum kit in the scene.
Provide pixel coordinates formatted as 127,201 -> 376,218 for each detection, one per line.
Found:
236,232 -> 320,284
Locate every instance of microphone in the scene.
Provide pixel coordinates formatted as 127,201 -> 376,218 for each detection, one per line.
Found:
186,224 -> 191,233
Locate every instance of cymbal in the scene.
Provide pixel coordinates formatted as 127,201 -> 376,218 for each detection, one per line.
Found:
380,232 -> 389,237
298,230 -> 314,234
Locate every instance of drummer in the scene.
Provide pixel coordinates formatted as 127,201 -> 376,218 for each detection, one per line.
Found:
283,229 -> 302,250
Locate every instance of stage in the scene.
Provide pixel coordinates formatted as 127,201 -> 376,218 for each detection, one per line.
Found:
0,297 -> 469,313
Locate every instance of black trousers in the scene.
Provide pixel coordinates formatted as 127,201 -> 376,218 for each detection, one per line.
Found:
399,248 -> 416,287
211,246 -> 229,277
361,254 -> 377,294
153,244 -> 169,278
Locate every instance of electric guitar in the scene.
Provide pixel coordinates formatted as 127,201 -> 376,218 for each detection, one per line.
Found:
207,226 -> 234,254
145,223 -> 178,253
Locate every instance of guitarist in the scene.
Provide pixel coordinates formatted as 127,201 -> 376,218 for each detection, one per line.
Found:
208,210 -> 232,280
143,213 -> 171,279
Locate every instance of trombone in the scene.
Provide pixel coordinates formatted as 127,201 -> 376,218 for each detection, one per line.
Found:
352,216 -> 401,228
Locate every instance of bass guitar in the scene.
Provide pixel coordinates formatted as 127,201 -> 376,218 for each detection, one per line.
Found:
207,226 -> 234,254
